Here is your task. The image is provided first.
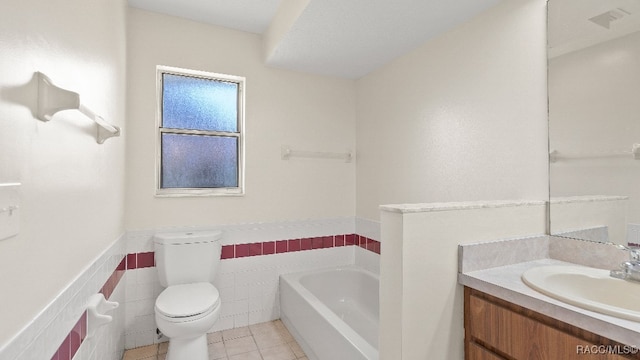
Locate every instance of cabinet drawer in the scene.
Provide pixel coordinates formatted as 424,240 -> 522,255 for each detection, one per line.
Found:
465,288 -> 634,360
467,342 -> 506,360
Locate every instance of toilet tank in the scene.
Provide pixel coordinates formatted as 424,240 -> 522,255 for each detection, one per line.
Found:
154,231 -> 223,287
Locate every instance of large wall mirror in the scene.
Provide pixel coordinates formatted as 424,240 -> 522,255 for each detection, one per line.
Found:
548,0 -> 640,246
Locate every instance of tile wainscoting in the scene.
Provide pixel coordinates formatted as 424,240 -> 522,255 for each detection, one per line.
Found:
628,223 -> 640,247
124,218 -> 382,349
0,236 -> 127,360
50,257 -> 126,360
1,217 -> 381,359
128,234 -> 380,265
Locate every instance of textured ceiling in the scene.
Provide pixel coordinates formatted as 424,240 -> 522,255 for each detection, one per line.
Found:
128,0 -> 502,79
128,0 -> 282,34
265,0 -> 502,78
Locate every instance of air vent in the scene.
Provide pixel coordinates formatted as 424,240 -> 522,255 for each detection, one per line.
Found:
588,8 -> 632,29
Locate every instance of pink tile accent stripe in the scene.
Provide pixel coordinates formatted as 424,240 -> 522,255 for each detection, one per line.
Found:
48,233 -> 381,359
51,256 -> 124,360
125,234 -> 381,263
100,257 -> 126,299
117,233 -> 382,267
220,233 -> 381,259
126,251 -> 155,270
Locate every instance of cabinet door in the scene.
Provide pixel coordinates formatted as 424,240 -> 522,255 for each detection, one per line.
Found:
467,293 -> 632,360
467,342 -> 506,360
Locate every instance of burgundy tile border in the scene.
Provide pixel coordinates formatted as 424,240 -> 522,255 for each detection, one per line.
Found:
137,252 -> 155,268
263,241 -> 275,255
49,233 -> 381,359
236,243 -> 250,258
288,239 -> 301,252
221,245 -> 234,259
301,238 -> 312,251
51,311 -> 86,360
249,242 -> 263,256
52,255 -> 124,360
126,253 -> 136,270
218,234 -> 381,259
100,257 -> 126,299
276,240 -> 287,253
108,234 -> 381,269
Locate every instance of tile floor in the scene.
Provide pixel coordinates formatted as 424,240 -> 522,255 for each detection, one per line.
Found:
122,320 -> 308,360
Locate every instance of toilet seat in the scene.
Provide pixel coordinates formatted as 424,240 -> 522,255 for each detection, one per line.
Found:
155,283 -> 220,322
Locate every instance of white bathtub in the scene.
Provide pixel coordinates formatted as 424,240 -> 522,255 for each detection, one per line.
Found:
279,266 -> 379,360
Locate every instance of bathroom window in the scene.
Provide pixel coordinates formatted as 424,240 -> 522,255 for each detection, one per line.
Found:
156,66 -> 245,196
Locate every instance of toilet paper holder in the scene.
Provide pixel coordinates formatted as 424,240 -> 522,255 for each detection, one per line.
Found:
86,293 -> 119,339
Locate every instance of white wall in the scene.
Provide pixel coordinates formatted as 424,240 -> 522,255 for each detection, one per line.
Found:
125,8 -> 356,230
549,31 -> 640,227
380,201 -> 547,360
550,196 -> 628,245
0,0 -> 127,351
355,0 -> 549,221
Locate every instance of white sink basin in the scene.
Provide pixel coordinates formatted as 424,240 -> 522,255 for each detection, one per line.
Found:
522,265 -> 640,322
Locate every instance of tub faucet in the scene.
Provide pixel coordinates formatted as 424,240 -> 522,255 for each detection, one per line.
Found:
610,244 -> 640,282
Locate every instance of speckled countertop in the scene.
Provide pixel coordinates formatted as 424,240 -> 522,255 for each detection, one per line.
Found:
459,238 -> 640,347
380,199 -> 546,213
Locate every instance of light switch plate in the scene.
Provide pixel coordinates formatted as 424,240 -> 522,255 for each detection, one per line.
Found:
0,183 -> 20,241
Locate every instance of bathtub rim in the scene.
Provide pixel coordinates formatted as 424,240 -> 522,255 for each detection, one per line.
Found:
279,264 -> 379,360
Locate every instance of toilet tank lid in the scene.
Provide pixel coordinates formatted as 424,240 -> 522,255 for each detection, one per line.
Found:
154,231 -> 222,245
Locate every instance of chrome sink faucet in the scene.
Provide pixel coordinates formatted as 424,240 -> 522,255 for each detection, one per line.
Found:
610,244 -> 640,282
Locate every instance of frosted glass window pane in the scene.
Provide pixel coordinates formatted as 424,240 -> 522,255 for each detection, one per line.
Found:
161,134 -> 238,188
162,74 -> 238,132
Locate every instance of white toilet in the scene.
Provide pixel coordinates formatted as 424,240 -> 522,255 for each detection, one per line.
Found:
154,231 -> 223,360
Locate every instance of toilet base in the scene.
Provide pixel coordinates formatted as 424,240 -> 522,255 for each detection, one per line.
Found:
166,334 -> 208,360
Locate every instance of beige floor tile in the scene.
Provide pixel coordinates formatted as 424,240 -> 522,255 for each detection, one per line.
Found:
272,320 -> 287,332
158,342 -> 169,355
121,320 -> 310,360
253,331 -> 287,349
287,341 -> 305,358
225,336 -> 258,356
208,331 -> 224,343
228,350 -> 262,360
260,343 -> 296,360
249,321 -> 280,335
276,326 -> 294,342
223,326 -> 251,341
123,344 -> 158,360
209,340 -> 227,359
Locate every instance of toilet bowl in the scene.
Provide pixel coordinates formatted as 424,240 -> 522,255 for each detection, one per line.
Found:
155,283 -> 221,359
153,231 -> 223,360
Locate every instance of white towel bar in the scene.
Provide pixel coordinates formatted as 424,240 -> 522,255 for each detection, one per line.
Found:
281,145 -> 353,163
36,72 -> 120,144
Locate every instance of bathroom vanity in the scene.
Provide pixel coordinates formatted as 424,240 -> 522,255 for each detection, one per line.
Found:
459,236 -> 640,360
464,287 -> 638,360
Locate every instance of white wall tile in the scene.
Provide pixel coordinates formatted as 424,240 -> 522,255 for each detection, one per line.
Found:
6,235 -> 126,360
356,217 -> 381,242
354,246 -> 380,275
126,217 -> 356,248
233,313 -> 249,328
6,217 -> 369,354
627,223 -> 640,245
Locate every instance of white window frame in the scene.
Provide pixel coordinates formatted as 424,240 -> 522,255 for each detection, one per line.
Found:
155,65 -> 245,197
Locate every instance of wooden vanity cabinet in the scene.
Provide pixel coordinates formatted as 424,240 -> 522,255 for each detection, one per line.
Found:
464,287 -> 640,360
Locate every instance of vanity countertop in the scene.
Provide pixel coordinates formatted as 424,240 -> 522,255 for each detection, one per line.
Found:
380,199 -> 546,213
459,258 -> 640,348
